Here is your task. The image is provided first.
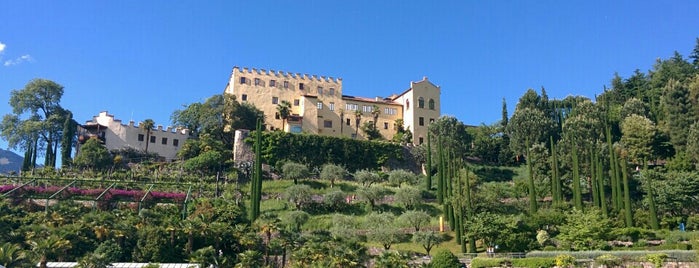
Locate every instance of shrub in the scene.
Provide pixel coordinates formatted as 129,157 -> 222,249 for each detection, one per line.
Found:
554,254 -> 576,268
646,253 -> 668,268
595,254 -> 622,267
282,161 -> 310,184
354,169 -> 382,186
320,164 -> 347,188
470,257 -> 506,268
430,249 -> 461,268
511,257 -> 556,268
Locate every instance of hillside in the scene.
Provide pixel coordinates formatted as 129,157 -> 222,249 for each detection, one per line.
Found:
0,149 -> 22,174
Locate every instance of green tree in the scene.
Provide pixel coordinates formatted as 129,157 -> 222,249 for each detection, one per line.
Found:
394,186 -> 423,210
140,119 -> 155,153
374,251 -> 410,268
60,111 -> 76,168
0,242 -> 28,268
620,114 -> 656,165
662,79 -> 695,153
282,161 -> 310,185
73,138 -> 113,171
387,169 -> 417,188
364,212 -> 400,250
557,208 -> 611,250
276,100 -> 292,132
354,110 -> 362,138
397,210 -> 431,232
320,163 -> 346,188
412,230 -> 443,256
356,185 -> 387,211
1,78 -> 69,169
281,210 -> 310,232
75,252 -> 111,268
29,235 -> 72,268
284,184 -> 313,210
360,121 -> 383,140
354,169 -> 382,186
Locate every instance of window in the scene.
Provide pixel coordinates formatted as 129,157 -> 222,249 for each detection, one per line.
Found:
406,99 -> 410,109
239,77 -> 247,84
329,102 -> 335,111
317,102 -> 323,110
293,99 -> 300,106
324,120 -> 333,128
346,118 -> 351,126
173,139 -> 179,147
161,137 -> 167,145
254,78 -> 261,86
346,103 -> 358,111
419,137 -> 424,144
384,122 -> 389,129
384,107 -> 397,115
419,117 -> 425,126
329,88 -> 335,95
362,105 -> 373,112
430,118 -> 435,123
275,112 -> 280,119
429,99 -> 435,110
284,81 -> 289,88
272,97 -> 279,104
299,83 -> 305,90
241,94 -> 248,101
317,87 -> 323,95
138,134 -> 144,141
150,136 -> 156,143
270,80 -> 276,87
418,97 -> 425,108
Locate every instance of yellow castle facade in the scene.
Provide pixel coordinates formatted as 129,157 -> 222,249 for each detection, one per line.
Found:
223,67 -> 440,145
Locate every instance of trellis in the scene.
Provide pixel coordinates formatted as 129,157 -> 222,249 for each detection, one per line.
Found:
0,176 -> 193,218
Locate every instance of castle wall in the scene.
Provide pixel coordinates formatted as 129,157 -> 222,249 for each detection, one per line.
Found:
85,111 -> 190,161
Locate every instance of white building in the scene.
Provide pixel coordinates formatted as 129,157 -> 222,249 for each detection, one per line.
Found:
78,111 -> 190,161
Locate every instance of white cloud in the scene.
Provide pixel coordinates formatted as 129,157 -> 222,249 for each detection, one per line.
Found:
4,54 -> 33,66
0,42 -> 5,53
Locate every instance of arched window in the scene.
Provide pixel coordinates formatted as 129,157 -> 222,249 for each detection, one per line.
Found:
429,99 -> 435,110
418,97 -> 425,108
406,99 -> 410,109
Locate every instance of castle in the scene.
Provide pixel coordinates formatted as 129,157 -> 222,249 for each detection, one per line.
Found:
78,111 -> 191,161
223,67 -> 441,145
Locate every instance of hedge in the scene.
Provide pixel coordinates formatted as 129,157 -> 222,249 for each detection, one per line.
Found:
254,131 -> 404,172
526,250 -> 696,262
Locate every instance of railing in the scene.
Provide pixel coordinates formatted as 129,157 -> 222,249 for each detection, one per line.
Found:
457,252 -> 527,260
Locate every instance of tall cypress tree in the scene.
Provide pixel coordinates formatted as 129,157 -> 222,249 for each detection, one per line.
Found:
550,136 -> 562,204
643,165 -> 660,229
425,129 -> 432,190
620,157 -> 633,227
60,111 -> 76,168
250,118 -> 263,222
597,155 -> 608,217
526,139 -> 537,213
437,134 -> 445,204
571,142 -> 583,210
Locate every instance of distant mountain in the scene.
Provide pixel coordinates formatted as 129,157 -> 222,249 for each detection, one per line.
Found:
0,149 -> 23,175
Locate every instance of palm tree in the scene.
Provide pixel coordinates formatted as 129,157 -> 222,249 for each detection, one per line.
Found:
277,100 -> 292,132
141,119 -> 155,153
28,235 -> 71,268
0,242 -> 28,268
354,110 -> 362,138
371,105 -> 380,128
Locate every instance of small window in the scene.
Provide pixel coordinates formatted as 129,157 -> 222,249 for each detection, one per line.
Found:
324,120 -> 333,128
418,97 -> 425,108
419,117 -> 425,126
346,118 -> 351,126
161,137 -> 167,145
317,87 -> 323,95
429,99 -> 435,110
272,97 -> 279,104
406,99 -> 410,109
329,88 -> 335,95
270,80 -> 276,87
241,94 -> 248,101
430,118 -> 435,123
275,112 -> 280,119
299,83 -> 304,90
317,102 -> 323,110
329,102 -> 335,111
173,139 -> 179,147
384,122 -> 389,129
293,99 -> 300,106
239,77 -> 247,84
150,136 -> 156,143
419,137 -> 424,144
254,78 -> 261,86
138,134 -> 144,141
284,81 -> 289,88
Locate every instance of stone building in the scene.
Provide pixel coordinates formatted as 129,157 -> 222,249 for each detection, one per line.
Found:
77,111 -> 190,161
223,67 -> 440,144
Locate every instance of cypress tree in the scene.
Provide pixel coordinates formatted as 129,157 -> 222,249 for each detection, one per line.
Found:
463,165 -> 476,253
437,134 -> 445,204
590,149 -> 599,208
250,118 -> 263,222
21,144 -> 33,172
643,164 -> 659,229
526,139 -> 537,213
426,129 -> 432,190
571,142 -> 583,210
60,112 -> 76,168
620,157 -> 633,227
550,136 -> 562,204
597,155 -> 608,217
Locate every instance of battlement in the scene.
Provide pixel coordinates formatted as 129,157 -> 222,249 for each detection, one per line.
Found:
89,111 -> 190,136
234,66 -> 342,84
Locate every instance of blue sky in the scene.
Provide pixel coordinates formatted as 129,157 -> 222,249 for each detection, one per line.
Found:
1,1 -> 698,155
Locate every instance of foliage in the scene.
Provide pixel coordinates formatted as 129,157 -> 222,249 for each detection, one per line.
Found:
646,253 -> 668,268
257,131 -> 403,173
412,230 -> 443,256
361,121 -> 383,140
393,186 -> 422,210
354,169 -> 383,186
72,138 -> 113,171
469,257 -> 507,268
429,249 -> 460,268
594,254 -> 622,268
554,254 -> 576,268
320,163 -> 347,188
290,230 -> 368,268
620,114 -> 657,165
356,185 -> 387,211
387,169 -> 417,188
374,250 -> 410,268
397,210 -> 432,232
510,257 -> 557,268
282,161 -> 310,184
557,208 -> 612,250
364,212 -> 400,250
